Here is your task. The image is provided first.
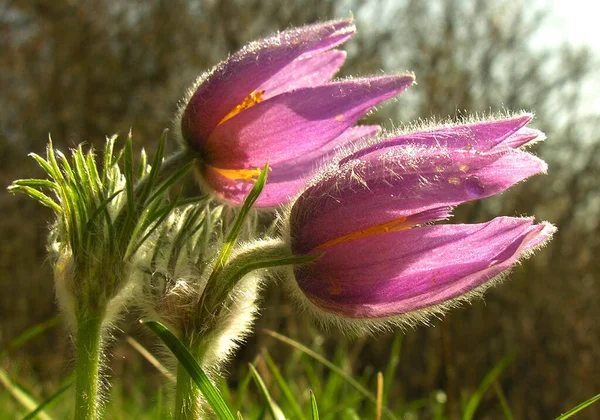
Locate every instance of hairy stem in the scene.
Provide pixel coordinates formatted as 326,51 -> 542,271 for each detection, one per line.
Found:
174,341 -> 206,420
74,315 -> 103,420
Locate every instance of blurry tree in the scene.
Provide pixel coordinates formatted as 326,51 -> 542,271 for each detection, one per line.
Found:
1,0 -> 598,418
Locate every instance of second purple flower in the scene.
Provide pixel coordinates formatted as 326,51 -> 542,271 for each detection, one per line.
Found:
286,115 -> 555,328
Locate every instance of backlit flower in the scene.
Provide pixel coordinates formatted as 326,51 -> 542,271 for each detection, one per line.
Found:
286,114 -> 556,330
178,19 -> 414,207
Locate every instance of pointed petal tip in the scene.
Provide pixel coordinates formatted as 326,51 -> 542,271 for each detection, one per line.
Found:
515,112 -> 534,123
523,220 -> 557,252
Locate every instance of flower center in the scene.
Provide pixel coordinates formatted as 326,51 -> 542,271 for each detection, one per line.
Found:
218,90 -> 265,125
316,217 -> 412,249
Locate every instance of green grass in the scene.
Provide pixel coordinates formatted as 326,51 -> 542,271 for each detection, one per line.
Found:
1,317 -> 599,419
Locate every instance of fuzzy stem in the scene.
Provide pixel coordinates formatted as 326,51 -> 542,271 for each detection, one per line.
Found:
74,315 -> 103,420
174,362 -> 202,420
174,341 -> 205,420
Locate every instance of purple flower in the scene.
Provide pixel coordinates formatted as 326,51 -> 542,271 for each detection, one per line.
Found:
178,19 -> 414,207
286,115 -> 555,327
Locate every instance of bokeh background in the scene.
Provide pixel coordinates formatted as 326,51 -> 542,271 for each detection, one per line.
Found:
1,0 -> 599,418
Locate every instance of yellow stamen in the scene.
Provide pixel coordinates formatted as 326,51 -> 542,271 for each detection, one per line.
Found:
218,90 -> 265,125
316,217 -> 412,249
211,166 -> 271,181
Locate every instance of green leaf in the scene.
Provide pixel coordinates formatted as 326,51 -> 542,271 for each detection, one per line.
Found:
310,391 -> 319,420
555,393 -> 600,420
86,149 -> 103,194
86,189 -> 124,228
123,132 -> 135,218
145,161 -> 194,207
7,185 -> 62,214
138,129 -> 167,206
23,379 -> 72,420
261,349 -> 304,420
208,162 -> 269,282
11,179 -> 57,190
462,353 -> 514,420
102,134 -> 118,185
248,362 -> 285,420
138,147 -> 148,179
126,191 -> 182,258
262,329 -> 399,420
140,320 -> 235,420
28,152 -> 56,179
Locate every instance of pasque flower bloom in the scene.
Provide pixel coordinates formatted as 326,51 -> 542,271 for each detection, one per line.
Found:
178,19 -> 414,207
286,114 -> 556,329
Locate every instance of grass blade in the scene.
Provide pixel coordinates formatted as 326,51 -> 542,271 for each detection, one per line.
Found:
140,320 -> 235,420
262,329 -> 398,420
235,358 -> 257,413
462,353 -> 514,420
125,336 -> 174,382
310,391 -> 319,420
376,372 -> 383,420
261,349 -> 304,419
23,380 -> 72,420
248,362 -> 285,420
555,393 -> 600,420
0,367 -> 52,420
382,334 -> 402,407
0,316 -> 60,360
493,381 -> 513,420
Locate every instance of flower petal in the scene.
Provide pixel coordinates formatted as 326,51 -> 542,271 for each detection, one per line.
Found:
341,115 -> 535,163
502,127 -> 546,149
258,50 -> 347,99
271,125 -> 380,182
294,217 -> 555,318
181,19 -> 355,146
200,166 -> 307,207
291,147 -> 547,253
205,75 -> 415,168
201,126 -> 380,207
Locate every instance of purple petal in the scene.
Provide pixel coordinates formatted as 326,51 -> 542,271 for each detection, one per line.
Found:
271,125 -> 380,182
205,75 -> 414,168
291,147 -> 547,254
201,126 -> 380,207
341,115 -> 535,164
181,19 -> 355,147
201,166 -> 307,208
258,50 -> 347,99
502,127 -> 545,149
295,217 -> 555,318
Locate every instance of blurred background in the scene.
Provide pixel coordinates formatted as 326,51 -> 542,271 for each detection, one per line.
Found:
1,0 -> 599,418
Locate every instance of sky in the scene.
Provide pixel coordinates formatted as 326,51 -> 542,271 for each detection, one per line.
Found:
542,0 -> 600,112
547,0 -> 600,49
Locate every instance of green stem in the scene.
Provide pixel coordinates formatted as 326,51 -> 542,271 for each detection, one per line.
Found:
174,343 -> 205,420
74,315 -> 103,420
